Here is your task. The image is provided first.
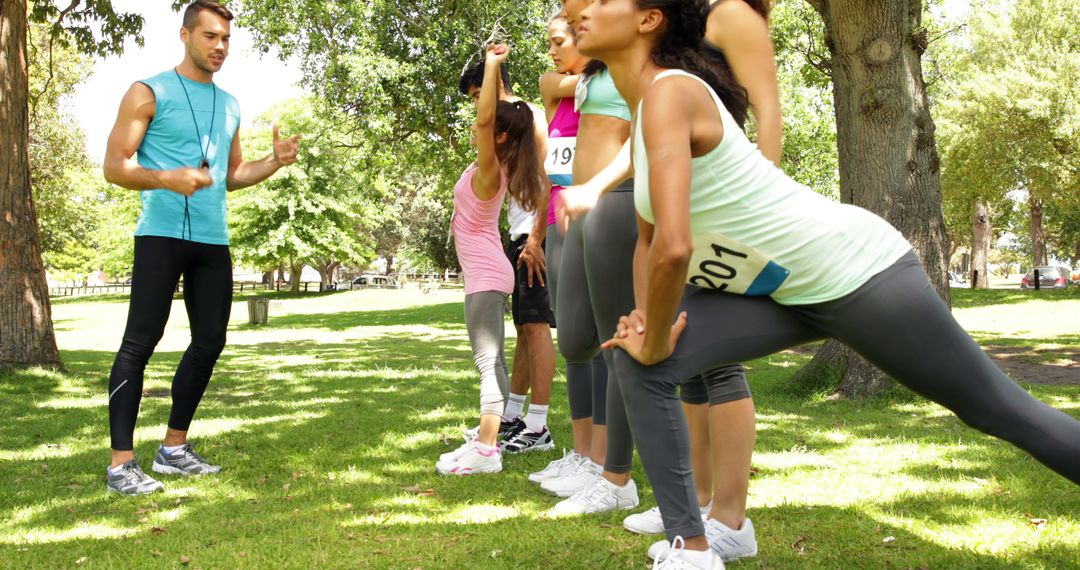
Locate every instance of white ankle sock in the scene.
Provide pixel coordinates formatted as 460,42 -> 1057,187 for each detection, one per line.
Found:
162,444 -> 185,454
503,393 -> 527,420
524,403 -> 548,432
108,464 -> 126,475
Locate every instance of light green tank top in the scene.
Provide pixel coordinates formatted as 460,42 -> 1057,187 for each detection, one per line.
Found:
574,68 -> 632,121
633,70 -> 912,305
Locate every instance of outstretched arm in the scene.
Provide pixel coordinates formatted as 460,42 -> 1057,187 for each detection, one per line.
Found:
227,123 -> 301,191
103,82 -> 212,196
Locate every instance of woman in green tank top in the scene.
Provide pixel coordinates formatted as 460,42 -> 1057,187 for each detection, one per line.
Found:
577,0 -> 1080,567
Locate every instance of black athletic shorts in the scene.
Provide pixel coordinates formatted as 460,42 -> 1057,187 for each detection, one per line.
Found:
507,234 -> 554,326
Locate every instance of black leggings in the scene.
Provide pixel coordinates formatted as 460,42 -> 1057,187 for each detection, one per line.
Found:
615,251 -> 1080,541
108,236 -> 233,451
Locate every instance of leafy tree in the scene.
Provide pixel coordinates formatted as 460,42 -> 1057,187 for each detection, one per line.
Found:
229,99 -> 378,292
2,0 -> 144,368
936,0 -> 1080,269
789,0 -> 951,398
237,0 -> 554,269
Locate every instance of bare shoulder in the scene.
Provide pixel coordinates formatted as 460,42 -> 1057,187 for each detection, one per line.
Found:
645,74 -> 712,114
707,0 -> 770,45
122,81 -> 157,120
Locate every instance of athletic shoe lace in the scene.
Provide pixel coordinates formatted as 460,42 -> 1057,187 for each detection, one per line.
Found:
652,536 -> 687,570
571,472 -> 608,506
179,444 -> 209,464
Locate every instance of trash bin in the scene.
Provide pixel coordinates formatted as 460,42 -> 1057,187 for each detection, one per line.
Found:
247,297 -> 270,325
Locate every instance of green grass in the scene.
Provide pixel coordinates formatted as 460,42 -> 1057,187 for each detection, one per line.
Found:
2,289 -> 1079,568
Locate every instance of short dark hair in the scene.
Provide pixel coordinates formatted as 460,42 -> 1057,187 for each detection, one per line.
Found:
458,60 -> 514,97
183,1 -> 234,30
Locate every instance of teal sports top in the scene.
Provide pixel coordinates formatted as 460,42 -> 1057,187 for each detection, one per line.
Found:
633,70 -> 912,305
574,68 -> 632,121
134,70 -> 241,245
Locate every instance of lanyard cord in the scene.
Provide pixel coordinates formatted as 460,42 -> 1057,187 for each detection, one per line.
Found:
174,68 -> 217,241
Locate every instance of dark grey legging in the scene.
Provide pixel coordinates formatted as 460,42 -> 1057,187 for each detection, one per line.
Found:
583,185 -> 750,474
614,250 -> 1080,542
464,291 -> 510,417
552,219 -> 609,425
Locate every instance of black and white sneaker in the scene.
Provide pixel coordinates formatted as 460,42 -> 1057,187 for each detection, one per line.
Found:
151,443 -> 222,476
106,460 -> 164,495
463,417 -> 527,445
502,426 -> 555,454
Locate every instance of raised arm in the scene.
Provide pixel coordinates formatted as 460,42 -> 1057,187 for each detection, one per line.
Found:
539,71 -> 580,122
706,1 -> 782,165
103,82 -> 211,196
471,44 -> 509,201
226,123 -> 301,191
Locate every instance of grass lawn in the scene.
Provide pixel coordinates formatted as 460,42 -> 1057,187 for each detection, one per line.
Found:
2,287 -> 1078,569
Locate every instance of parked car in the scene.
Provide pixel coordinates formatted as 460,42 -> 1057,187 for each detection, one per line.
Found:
1020,266 -> 1072,289
948,271 -> 967,288
352,274 -> 398,288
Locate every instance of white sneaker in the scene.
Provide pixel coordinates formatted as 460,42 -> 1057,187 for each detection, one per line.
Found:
439,438 -> 472,463
435,440 -> 502,476
539,458 -> 602,497
625,502 -> 713,535
651,536 -> 724,570
549,476 -> 639,516
528,449 -> 582,484
649,518 -> 756,562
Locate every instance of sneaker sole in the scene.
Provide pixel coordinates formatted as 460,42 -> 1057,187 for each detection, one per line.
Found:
623,522 -> 665,535
151,462 -> 220,476
435,464 -> 502,476
504,441 -> 555,455
106,484 -> 162,496
647,546 -> 758,562
550,501 -> 640,517
527,472 -> 559,484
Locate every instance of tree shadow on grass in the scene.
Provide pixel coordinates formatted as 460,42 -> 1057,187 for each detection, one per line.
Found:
3,329 -> 1079,568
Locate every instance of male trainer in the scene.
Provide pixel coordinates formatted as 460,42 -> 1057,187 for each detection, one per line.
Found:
102,0 -> 300,494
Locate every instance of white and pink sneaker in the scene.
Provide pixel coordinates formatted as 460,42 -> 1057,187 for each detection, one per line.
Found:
435,440 -> 502,476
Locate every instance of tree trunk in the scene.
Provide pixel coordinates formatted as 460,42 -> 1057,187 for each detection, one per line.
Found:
970,198 -> 990,288
314,260 -> 339,292
1028,195 -> 1046,267
0,0 -> 62,369
290,260 -> 302,293
385,254 -> 394,275
793,0 -> 950,398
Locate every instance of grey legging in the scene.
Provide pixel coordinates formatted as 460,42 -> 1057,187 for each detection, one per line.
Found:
548,222 -> 608,423
582,185 -> 751,474
614,250 -> 1080,541
464,291 -> 510,417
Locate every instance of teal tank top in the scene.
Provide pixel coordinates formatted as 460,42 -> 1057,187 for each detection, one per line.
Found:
574,68 -> 631,121
633,70 -> 912,305
134,70 -> 241,245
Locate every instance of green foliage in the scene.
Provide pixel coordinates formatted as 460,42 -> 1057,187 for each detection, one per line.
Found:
29,1 -> 144,58
237,0 -> 557,269
228,99 -> 378,274
770,0 -> 839,200
936,0 -> 1080,262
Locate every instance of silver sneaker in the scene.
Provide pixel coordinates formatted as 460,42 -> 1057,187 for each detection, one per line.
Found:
106,460 -> 164,495
151,443 -> 222,476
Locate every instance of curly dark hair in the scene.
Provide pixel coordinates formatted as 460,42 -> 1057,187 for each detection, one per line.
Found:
643,0 -> 750,128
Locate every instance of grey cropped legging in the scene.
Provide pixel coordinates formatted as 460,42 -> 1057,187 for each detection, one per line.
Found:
552,219 -> 613,427
464,291 -> 510,417
547,222 -> 608,424
563,184 -> 751,474
614,250 -> 1080,542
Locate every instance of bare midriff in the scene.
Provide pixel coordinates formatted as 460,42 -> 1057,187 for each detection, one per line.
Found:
572,114 -> 631,183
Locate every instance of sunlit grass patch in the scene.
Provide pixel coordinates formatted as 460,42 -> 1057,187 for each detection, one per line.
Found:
1,288 -> 1077,568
